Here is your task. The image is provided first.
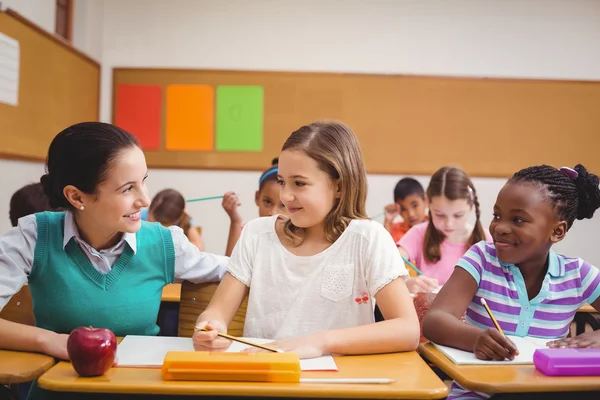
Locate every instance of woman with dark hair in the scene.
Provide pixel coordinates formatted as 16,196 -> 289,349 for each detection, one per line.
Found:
0,122 -> 228,399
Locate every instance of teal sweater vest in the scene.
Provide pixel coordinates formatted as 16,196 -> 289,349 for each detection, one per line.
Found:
28,212 -> 175,337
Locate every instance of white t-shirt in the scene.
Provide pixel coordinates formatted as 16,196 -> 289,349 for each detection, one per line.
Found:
227,215 -> 408,339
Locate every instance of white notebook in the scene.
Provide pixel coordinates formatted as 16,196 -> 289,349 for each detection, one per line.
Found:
116,335 -> 338,371
432,335 -> 550,365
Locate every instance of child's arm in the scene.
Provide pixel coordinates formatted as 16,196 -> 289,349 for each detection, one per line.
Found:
422,267 -> 518,360
547,260 -> 600,348
222,192 -> 243,257
547,296 -> 600,348
186,226 -> 204,251
192,273 -> 249,350
383,203 -> 399,233
398,245 -> 439,293
253,277 -> 419,358
323,277 -> 419,353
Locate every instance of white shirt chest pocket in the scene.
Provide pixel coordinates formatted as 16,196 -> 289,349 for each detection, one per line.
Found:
320,264 -> 355,302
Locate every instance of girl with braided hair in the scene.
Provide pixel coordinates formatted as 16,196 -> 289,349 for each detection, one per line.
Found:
399,166 -> 491,293
423,164 -> 600,400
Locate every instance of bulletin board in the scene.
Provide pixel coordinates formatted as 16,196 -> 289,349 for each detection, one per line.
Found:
112,68 -> 600,177
0,9 -> 100,161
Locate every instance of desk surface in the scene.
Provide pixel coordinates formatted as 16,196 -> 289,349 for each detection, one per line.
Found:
0,349 -> 55,384
161,283 -> 181,302
578,303 -> 596,313
38,351 -> 448,399
419,343 -> 600,393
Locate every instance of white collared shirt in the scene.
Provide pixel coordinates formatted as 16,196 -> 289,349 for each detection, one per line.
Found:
0,212 -> 229,310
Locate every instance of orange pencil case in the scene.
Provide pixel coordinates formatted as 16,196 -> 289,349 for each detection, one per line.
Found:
162,351 -> 301,383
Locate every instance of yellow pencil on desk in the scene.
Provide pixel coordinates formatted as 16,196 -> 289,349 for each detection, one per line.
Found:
479,298 -> 505,337
198,327 -> 283,353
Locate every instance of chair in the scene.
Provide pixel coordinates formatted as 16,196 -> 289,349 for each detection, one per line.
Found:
178,281 -> 248,337
0,286 -> 35,399
0,285 -> 34,326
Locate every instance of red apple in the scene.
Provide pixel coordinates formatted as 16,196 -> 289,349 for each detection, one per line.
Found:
67,326 -> 117,377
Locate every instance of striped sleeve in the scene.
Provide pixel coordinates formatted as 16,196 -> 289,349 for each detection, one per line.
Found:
456,241 -> 486,285
579,260 -> 600,305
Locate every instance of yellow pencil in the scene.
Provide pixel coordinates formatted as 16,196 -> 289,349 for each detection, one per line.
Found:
480,298 -> 506,338
198,327 -> 283,353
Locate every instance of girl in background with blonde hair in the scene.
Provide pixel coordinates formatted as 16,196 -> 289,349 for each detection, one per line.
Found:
193,121 -> 419,358
146,189 -> 204,250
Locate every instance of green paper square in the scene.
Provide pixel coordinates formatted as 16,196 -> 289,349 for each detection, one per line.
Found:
216,86 -> 264,151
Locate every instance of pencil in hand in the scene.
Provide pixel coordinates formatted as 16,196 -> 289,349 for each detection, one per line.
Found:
480,298 -> 505,337
197,327 -> 283,353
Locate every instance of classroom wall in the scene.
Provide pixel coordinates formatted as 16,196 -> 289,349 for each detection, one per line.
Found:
95,0 -> 600,263
72,0 -> 104,61
1,0 -> 56,33
1,0 -> 599,266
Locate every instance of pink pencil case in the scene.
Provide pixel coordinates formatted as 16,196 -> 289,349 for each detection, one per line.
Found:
534,348 -> 600,376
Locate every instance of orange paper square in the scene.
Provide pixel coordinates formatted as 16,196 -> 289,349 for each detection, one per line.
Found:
166,85 -> 214,151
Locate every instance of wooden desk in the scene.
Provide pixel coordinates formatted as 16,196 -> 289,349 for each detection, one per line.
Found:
419,343 -> 600,393
0,349 -> 55,384
578,303 -> 596,313
161,283 -> 181,302
38,351 -> 448,399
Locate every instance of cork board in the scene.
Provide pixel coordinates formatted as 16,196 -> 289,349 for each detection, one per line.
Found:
0,10 -> 100,161
112,68 -> 600,177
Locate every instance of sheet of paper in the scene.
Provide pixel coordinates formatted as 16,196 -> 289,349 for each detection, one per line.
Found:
116,335 -> 338,371
225,338 -> 338,371
0,32 -> 20,106
432,335 -> 550,365
116,335 -> 193,368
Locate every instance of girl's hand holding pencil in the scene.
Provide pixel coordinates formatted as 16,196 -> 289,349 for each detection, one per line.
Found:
193,320 -> 282,353
473,328 -> 519,361
192,320 -> 232,351
405,276 -> 439,293
473,298 -> 519,361
400,254 -> 439,294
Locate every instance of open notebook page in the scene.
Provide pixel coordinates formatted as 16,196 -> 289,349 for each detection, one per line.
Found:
432,335 -> 550,365
116,335 -> 338,371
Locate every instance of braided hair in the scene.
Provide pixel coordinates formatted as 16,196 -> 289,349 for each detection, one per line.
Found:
424,166 -> 486,263
509,164 -> 600,230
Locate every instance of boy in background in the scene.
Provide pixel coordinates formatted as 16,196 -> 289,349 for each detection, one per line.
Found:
383,178 -> 428,243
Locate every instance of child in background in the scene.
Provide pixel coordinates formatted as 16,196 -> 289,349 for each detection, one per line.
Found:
399,166 -> 490,293
222,158 -> 286,256
194,121 -> 419,358
0,122 -> 228,400
423,164 -> 600,400
383,177 -> 428,243
145,189 -> 204,250
9,182 -> 53,227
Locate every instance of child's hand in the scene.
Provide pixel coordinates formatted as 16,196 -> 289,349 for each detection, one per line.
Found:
473,328 -> 519,361
222,192 -> 242,224
547,331 -> 600,348
192,320 -> 231,351
39,331 -> 70,360
405,276 -> 439,293
244,334 -> 326,359
384,203 -> 399,223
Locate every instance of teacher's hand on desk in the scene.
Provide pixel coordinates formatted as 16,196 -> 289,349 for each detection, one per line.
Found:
38,331 -> 69,360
